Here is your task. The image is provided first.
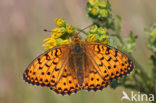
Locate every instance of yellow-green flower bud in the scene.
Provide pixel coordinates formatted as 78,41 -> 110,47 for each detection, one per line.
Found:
61,40 -> 70,44
90,6 -> 99,16
56,38 -> 63,45
51,28 -> 63,38
88,0 -> 98,6
98,0 -> 107,8
89,25 -> 98,33
99,9 -> 108,17
87,34 -> 98,42
60,27 -> 66,33
100,36 -> 109,44
98,27 -> 107,35
42,37 -> 57,50
150,29 -> 156,39
66,25 -> 75,34
55,18 -> 66,27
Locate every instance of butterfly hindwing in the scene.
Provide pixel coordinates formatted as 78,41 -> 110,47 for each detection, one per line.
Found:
50,64 -> 81,95
23,45 -> 71,87
83,57 -> 109,91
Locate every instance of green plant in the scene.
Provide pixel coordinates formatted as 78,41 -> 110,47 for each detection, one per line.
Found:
43,0 -> 155,101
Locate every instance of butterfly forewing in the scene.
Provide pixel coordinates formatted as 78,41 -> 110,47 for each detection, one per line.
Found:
23,45 -> 71,87
83,42 -> 134,82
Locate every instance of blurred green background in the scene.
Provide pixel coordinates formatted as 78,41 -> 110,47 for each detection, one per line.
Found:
0,0 -> 156,103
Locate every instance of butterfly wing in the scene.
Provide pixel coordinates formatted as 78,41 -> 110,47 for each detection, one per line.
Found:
50,63 -> 81,95
82,56 -> 109,91
23,44 -> 82,95
82,42 -> 134,82
23,45 -> 71,87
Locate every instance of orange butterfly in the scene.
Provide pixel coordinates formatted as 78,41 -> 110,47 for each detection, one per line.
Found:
23,33 -> 134,95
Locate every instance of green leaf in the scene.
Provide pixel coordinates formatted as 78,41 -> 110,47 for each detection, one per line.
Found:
124,31 -> 138,53
110,80 -> 118,89
150,55 -> 156,66
116,15 -> 122,33
125,31 -> 138,42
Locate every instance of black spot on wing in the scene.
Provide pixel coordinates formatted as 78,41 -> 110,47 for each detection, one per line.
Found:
37,58 -> 41,64
45,53 -> 51,60
105,47 -> 111,55
114,50 -> 118,57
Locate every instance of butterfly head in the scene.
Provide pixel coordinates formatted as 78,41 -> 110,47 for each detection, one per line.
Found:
72,33 -> 81,45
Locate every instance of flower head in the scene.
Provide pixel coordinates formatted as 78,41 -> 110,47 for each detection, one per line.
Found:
90,6 -> 100,16
88,0 -> 98,6
55,18 -> 66,27
150,29 -> 156,40
98,0 -> 107,8
89,25 -> 98,33
99,9 -> 108,17
97,27 -> 107,35
51,28 -> 64,38
66,25 -> 75,34
87,34 -> 97,42
55,38 -> 63,45
61,40 -> 70,45
100,36 -> 109,44
42,37 -> 57,50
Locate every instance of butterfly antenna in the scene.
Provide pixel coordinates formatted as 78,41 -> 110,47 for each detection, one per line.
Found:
43,24 -> 93,34
43,29 -> 52,32
77,24 -> 93,34
43,29 -> 62,34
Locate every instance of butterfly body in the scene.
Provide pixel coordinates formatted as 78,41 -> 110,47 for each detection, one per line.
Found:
70,48 -> 85,86
23,33 -> 134,95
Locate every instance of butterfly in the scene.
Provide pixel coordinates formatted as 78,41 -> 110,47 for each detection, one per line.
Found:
23,33 -> 134,95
